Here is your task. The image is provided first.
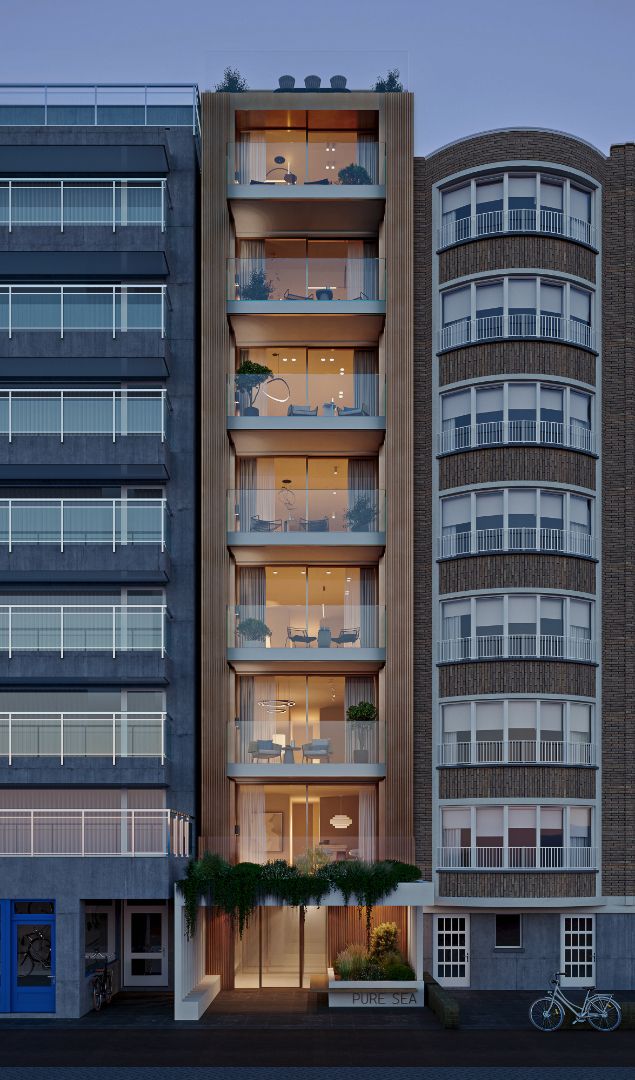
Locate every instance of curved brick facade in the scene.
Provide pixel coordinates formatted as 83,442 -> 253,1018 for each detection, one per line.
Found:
438,765 -> 596,801
439,235 -> 596,285
439,446 -> 596,490
438,660 -> 596,699
439,553 -> 596,595
439,341 -> 596,387
437,871 -> 597,899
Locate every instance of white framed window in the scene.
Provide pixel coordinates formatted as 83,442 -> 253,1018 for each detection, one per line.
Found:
438,805 -> 595,869
439,698 -> 594,766
495,914 -> 522,949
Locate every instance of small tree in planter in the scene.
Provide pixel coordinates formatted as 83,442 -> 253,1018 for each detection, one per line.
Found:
235,359 -> 273,416
373,68 -> 404,92
338,163 -> 373,186
346,700 -> 377,763
237,617 -> 271,647
344,494 -> 377,532
215,67 -> 248,92
240,267 -> 273,301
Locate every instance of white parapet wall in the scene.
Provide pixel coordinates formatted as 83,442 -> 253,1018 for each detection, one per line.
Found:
173,887 -> 221,1021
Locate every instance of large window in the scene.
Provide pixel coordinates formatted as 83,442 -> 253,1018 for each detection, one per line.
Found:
439,488 -> 594,559
439,381 -> 594,454
439,171 -> 596,248
439,593 -> 593,662
439,698 -> 593,765
439,804 -> 594,868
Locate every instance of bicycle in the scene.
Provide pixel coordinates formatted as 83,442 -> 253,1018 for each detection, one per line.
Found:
18,928 -> 52,976
529,971 -> 621,1032
87,952 -> 114,1012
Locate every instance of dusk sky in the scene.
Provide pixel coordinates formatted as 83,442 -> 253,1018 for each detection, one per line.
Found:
2,0 -> 633,155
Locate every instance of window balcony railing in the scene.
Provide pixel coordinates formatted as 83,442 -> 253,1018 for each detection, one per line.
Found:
228,719 -> 384,767
229,604 -> 384,650
438,634 -> 595,664
228,373 -> 384,420
228,489 -> 385,535
439,209 -> 597,250
438,420 -> 597,456
437,845 -> 597,870
229,140 -> 385,187
437,739 -> 596,767
0,84 -> 199,133
0,388 -> 168,441
0,179 -> 166,231
0,499 -> 168,551
0,711 -> 167,764
0,604 -> 167,657
229,258 -> 385,302
0,808 -> 190,857
0,285 -> 167,338
439,314 -> 595,352
438,528 -> 596,560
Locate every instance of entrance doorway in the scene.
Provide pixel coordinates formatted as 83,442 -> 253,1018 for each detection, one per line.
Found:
235,906 -> 326,988
123,904 -> 168,987
433,914 -> 470,987
561,914 -> 595,987
9,901 -> 56,1013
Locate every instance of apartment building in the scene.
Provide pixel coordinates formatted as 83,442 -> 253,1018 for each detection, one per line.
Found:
0,86 -> 198,1016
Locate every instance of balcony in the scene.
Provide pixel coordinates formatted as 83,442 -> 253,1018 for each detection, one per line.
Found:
0,84 -> 199,132
0,179 -> 166,231
228,604 -> 385,671
0,604 -> 167,657
229,139 -> 384,189
228,257 -> 385,309
437,845 -> 597,870
439,209 -> 597,251
227,718 -> 385,779
0,711 -> 167,764
0,388 -> 167,442
438,528 -> 596,561
0,285 -> 167,338
438,420 -> 597,456
437,739 -> 596,767
0,808 -> 190,857
438,634 -> 595,664
0,499 -> 168,551
439,314 -> 595,353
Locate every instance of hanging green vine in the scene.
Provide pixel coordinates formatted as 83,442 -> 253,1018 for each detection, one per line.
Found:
178,854 -> 421,940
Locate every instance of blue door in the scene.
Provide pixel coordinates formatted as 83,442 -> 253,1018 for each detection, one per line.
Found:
10,903 -> 55,1013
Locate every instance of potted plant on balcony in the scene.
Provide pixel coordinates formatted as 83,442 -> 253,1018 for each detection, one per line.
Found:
338,163 -> 373,186
344,494 -> 377,532
237,617 -> 271,647
235,359 -> 273,416
240,266 -> 274,301
346,700 -> 377,763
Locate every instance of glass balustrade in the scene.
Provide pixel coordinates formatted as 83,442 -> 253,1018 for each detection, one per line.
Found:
0,605 -> 167,655
0,499 -> 168,549
229,139 -> 384,187
228,718 -> 384,767
0,389 -> 167,439
227,489 -> 385,535
229,605 -> 385,650
0,180 -> 165,229
228,372 -> 384,419
229,258 -> 385,302
0,85 -> 199,131
0,286 -> 166,336
0,712 -> 167,763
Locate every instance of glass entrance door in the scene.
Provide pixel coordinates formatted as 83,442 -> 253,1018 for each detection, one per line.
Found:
11,906 -> 55,1013
433,914 -> 470,987
234,905 -> 326,988
561,914 -> 595,987
123,904 -> 168,987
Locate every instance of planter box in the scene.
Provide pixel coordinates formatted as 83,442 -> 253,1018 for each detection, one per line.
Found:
327,967 -> 425,1008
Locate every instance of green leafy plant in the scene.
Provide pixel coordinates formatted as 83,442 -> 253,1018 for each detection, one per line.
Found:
334,943 -> 369,980
215,67 -> 249,92
334,943 -> 414,981
346,701 -> 378,724
344,495 -> 377,533
294,846 -> 332,876
240,267 -> 273,300
235,359 -> 273,412
237,617 -> 271,642
370,921 -> 400,960
373,68 -> 404,93
382,957 -> 415,981
338,163 -> 373,186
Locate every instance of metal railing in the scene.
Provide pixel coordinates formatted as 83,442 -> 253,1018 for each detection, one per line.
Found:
0,604 -> 167,657
0,498 -> 168,551
0,284 -> 167,337
439,209 -> 597,249
437,845 -> 597,870
229,258 -> 385,302
439,314 -> 595,352
0,84 -> 200,134
0,711 -> 167,764
0,179 -> 166,231
229,718 -> 383,766
438,528 -> 596,560
228,489 -> 385,534
0,808 -> 190,856
438,739 -> 596,766
438,420 -> 597,455
228,373 -> 385,419
229,604 -> 385,650
0,388 -> 167,441
229,139 -> 385,186
438,634 -> 595,663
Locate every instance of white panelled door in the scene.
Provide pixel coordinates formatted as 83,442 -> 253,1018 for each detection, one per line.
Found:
560,914 -> 595,987
433,914 -> 470,987
123,903 -> 168,987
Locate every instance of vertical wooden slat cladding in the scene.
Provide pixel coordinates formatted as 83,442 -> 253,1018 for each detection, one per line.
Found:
439,447 -> 596,490
439,554 -> 596,595
206,908 -> 235,988
384,93 -> 415,864
439,342 -> 596,387
602,145 -> 635,896
327,906 -> 408,965
439,236 -> 596,284
437,872 -> 596,899
200,92 -> 233,858
438,766 -> 596,801
438,661 -> 596,699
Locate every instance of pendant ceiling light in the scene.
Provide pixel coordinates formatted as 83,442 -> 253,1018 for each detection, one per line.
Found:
330,813 -> 353,829
257,698 -> 295,712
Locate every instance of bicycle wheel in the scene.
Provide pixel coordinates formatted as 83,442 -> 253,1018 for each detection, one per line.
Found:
18,947 -> 34,977
30,935 -> 51,968
529,996 -> 565,1031
92,978 -> 103,1012
587,996 -> 622,1031
104,970 -> 113,1005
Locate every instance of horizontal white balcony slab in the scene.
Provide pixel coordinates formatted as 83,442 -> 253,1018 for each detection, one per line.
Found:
227,763 -> 386,779
227,300 -> 386,316
228,647 -> 385,671
230,183 -> 385,200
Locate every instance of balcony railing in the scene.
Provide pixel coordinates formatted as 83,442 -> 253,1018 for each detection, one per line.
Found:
0,604 -> 167,657
0,499 -> 168,551
439,314 -> 595,352
229,604 -> 384,650
0,84 -> 200,133
0,711 -> 167,764
438,528 -> 596,560
0,285 -> 167,337
438,740 -> 596,767
229,258 -> 385,302
437,845 -> 597,870
228,373 -> 384,420
0,388 -> 168,441
438,634 -> 595,663
229,719 -> 383,767
229,140 -> 384,187
0,179 -> 166,231
438,420 -> 597,456
0,808 -> 190,857
439,209 -> 597,250
228,489 -> 385,535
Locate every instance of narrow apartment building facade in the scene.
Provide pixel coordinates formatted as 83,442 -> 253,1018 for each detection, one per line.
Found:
0,86 -> 198,1016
